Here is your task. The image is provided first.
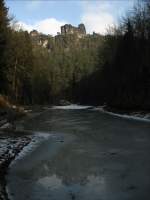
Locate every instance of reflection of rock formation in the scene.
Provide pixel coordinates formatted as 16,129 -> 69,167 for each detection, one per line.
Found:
30,141 -> 109,200
35,140 -> 105,187
61,24 -> 86,38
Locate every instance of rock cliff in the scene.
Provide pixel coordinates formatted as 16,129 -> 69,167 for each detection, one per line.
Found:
29,23 -> 87,48
61,24 -> 86,38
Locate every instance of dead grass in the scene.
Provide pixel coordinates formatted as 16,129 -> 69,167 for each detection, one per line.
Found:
0,95 -> 11,109
0,95 -> 26,127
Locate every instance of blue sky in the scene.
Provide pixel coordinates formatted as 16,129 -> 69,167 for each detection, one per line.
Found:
6,0 -> 136,35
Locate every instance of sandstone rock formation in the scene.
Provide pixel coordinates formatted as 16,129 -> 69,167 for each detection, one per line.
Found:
30,30 -> 49,48
61,24 -> 86,38
29,23 -> 86,48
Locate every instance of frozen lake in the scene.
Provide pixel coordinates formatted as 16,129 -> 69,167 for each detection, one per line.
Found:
7,106 -> 150,200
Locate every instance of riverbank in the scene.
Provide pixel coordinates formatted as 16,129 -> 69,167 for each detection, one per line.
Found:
0,131 -> 50,200
0,95 -> 29,131
0,96 -> 31,199
50,104 -> 150,122
0,132 -> 31,200
0,102 -> 52,199
93,105 -> 150,122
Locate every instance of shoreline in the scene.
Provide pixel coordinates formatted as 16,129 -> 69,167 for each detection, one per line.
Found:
50,104 -> 150,122
0,132 -> 32,200
0,104 -> 49,200
94,105 -> 150,122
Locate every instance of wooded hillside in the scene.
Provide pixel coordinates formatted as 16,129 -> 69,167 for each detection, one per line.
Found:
1,0 -> 150,110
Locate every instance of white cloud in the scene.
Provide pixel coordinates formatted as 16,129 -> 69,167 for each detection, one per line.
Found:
81,2 -> 116,34
16,1 -> 117,36
17,18 -> 67,36
17,21 -> 33,32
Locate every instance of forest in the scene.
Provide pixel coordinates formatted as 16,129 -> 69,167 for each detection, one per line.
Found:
1,0 -> 150,110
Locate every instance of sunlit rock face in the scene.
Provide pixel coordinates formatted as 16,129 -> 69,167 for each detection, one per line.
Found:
61,24 -> 86,38
30,30 -> 49,48
29,23 -> 86,49
30,30 -> 39,37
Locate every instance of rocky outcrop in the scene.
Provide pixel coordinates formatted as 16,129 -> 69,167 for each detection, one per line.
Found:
29,23 -> 86,49
61,24 -> 86,38
30,30 -> 39,37
30,30 -> 49,48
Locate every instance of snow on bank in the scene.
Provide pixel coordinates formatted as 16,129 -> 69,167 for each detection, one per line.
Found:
10,132 -> 51,166
0,134 -> 31,200
52,104 -> 93,110
0,136 -> 31,166
51,104 -> 150,122
93,106 -> 150,122
0,130 -> 63,199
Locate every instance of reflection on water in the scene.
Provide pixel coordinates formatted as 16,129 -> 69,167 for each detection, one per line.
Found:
7,108 -> 150,200
36,174 -> 106,200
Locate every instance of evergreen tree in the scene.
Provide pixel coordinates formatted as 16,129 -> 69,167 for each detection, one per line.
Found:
0,0 -> 10,93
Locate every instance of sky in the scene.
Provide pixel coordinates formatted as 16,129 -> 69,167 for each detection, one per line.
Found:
6,0 -> 137,36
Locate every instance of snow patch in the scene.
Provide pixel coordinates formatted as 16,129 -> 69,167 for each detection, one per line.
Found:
52,104 -> 93,110
10,132 -> 50,165
93,106 -> 150,122
0,122 -> 12,129
0,136 -> 31,166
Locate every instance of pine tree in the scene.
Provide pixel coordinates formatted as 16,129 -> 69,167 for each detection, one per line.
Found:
0,0 -> 10,93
